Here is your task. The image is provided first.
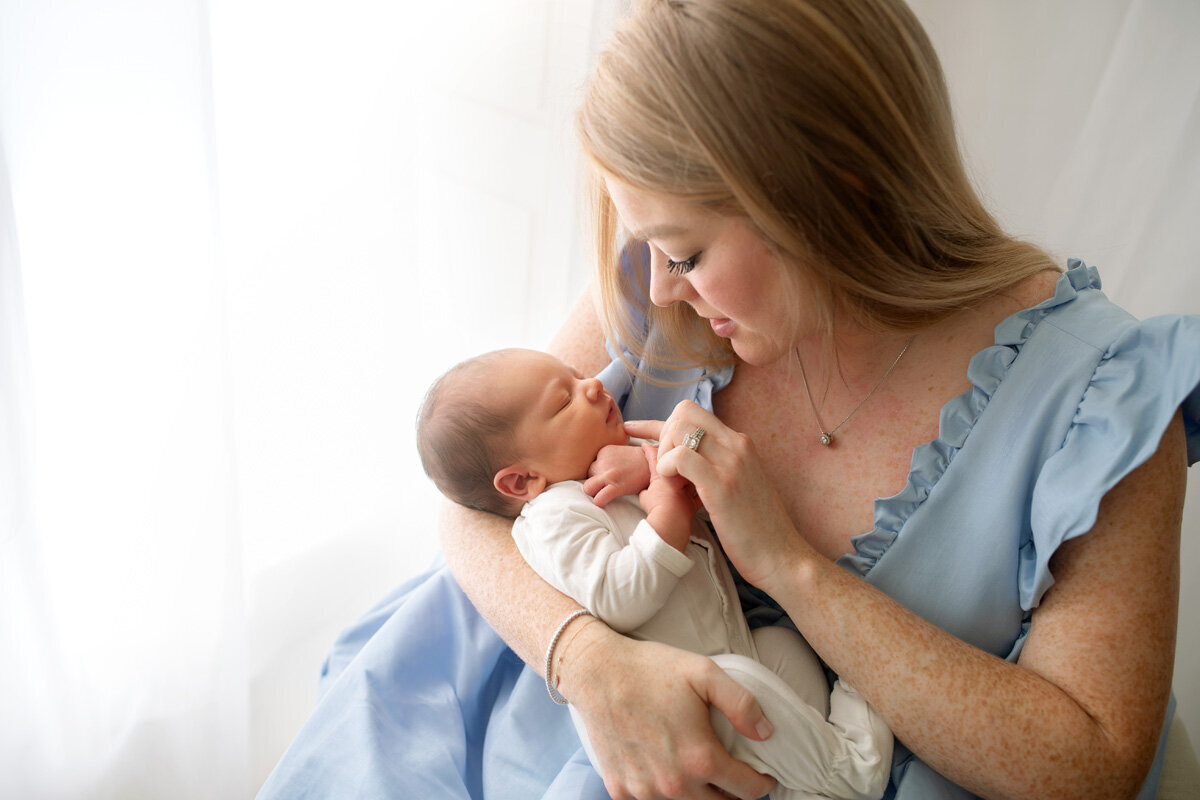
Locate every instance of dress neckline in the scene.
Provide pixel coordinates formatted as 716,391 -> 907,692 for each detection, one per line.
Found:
837,261 -> 1102,576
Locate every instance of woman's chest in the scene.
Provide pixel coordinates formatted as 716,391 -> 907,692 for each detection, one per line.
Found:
712,360 -> 957,561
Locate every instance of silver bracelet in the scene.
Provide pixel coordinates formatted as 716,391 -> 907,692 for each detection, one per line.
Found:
544,608 -> 592,705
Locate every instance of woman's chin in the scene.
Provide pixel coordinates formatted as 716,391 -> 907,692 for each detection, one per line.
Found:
728,335 -> 788,367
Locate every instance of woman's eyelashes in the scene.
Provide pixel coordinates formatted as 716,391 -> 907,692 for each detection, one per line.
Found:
665,252 -> 699,275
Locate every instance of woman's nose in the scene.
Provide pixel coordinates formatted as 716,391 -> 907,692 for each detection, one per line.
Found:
648,258 -> 688,308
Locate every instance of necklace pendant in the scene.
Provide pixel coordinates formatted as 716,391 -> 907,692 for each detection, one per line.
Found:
796,335 -> 914,452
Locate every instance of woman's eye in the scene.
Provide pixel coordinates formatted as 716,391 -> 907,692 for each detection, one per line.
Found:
665,252 -> 699,275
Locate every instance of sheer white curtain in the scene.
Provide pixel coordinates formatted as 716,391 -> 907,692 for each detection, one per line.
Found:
0,1 -> 1196,798
1,3 -> 248,798
1,0 -> 617,797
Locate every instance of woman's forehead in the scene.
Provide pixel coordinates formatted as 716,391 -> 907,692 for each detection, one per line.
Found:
604,175 -> 713,238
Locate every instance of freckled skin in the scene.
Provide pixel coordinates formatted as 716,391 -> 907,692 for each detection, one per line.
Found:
714,341 -> 950,560
705,273 -> 1180,799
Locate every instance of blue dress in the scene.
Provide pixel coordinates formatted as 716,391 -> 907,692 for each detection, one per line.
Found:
257,262 -> 1200,799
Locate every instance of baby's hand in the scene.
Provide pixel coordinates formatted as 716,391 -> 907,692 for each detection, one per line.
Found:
638,442 -> 698,552
584,443 -> 652,507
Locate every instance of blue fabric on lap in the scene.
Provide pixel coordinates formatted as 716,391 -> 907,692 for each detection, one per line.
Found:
258,554 -> 607,799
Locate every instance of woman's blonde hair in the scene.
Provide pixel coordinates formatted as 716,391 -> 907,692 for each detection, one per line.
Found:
576,0 -> 1057,371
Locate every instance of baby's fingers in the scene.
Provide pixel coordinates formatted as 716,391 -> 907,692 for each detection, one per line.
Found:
591,484 -> 622,508
640,441 -> 659,473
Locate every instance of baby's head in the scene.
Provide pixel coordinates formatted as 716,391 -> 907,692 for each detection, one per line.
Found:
417,348 -> 627,517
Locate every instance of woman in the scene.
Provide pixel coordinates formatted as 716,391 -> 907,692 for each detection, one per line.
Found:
441,1 -> 1199,798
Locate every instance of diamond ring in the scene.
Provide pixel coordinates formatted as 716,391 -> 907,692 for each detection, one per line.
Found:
682,427 -> 706,452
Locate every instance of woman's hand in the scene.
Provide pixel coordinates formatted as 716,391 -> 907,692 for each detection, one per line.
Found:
624,402 -> 810,592
559,624 -> 777,800
585,443 -> 653,507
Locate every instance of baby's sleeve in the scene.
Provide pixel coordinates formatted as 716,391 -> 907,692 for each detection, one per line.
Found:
512,487 -> 694,633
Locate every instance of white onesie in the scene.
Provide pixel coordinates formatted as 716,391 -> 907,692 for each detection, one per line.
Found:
512,480 -> 893,800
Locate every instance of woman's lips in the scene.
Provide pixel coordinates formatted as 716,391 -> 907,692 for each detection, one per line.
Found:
709,317 -> 735,337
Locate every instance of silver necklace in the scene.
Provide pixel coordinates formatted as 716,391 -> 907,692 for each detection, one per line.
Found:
795,336 -> 914,446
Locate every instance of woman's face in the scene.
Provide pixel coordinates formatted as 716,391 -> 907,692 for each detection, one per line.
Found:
605,176 -> 805,366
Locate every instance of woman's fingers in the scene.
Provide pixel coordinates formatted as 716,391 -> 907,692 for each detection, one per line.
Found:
655,437 -> 727,502
665,402 -> 723,454
623,418 -> 663,440
708,762 -> 776,800
627,401 -> 724,461
693,665 -> 778,800
643,402 -> 728,495
573,637 -> 776,800
647,402 -> 803,591
653,442 -> 697,479
700,664 -> 773,743
628,402 -> 722,464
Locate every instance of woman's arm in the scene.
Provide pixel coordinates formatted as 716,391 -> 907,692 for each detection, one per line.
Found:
645,405 -> 1186,800
788,418 -> 1181,800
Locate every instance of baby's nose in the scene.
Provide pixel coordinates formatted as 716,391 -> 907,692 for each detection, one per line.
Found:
583,378 -> 604,401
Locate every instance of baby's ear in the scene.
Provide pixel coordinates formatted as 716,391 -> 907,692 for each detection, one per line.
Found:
494,465 -> 548,502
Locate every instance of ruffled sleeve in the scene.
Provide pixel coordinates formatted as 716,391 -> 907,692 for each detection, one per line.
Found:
841,261 -> 1200,630
1023,306 -> 1200,611
597,328 -> 733,421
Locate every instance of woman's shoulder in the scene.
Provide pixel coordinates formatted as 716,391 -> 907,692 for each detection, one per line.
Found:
996,267 -> 1065,313
993,262 -> 1122,347
992,261 -> 1200,369
949,262 -> 1168,375
951,267 -> 1064,347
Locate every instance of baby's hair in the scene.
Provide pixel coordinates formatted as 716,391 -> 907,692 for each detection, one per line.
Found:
416,350 -> 526,518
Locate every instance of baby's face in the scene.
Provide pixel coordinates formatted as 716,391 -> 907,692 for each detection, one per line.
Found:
495,350 -> 627,484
